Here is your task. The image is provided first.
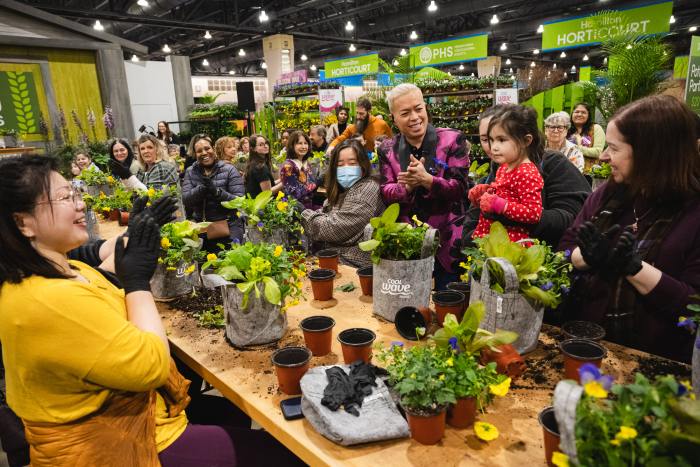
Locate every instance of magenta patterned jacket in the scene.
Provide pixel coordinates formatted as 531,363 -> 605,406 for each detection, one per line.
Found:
379,125 -> 470,272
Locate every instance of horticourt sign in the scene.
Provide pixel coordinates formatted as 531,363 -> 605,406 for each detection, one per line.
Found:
325,53 -> 379,79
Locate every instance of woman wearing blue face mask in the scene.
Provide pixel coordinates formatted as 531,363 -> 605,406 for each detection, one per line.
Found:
301,139 -> 386,268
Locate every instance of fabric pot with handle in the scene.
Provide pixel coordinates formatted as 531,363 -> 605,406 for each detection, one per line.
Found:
469,257 -> 544,354
591,177 -> 606,191
552,380 -> 583,465
246,224 -> 287,245
365,224 -> 437,323
85,184 -> 113,197
85,208 -> 101,242
150,261 -> 197,300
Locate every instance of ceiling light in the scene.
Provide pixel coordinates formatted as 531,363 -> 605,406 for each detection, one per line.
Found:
427,1 -> 438,12
349,43 -> 356,52
533,49 -> 539,55
530,61 -> 536,68
137,0 -> 149,6
301,54 -> 308,61
400,48 -> 407,56
553,63 -> 557,69
93,20 -> 104,31
393,59 -> 399,66
583,54 -> 589,61
238,48 -> 246,56
505,58 -> 511,65
547,71 -> 551,76
204,30 -> 212,40
459,64 -> 464,70
571,65 -> 576,72
162,44 -> 171,53
669,15 -> 675,24
603,57 -> 608,64
229,70 -> 236,75
470,72 -> 475,77
259,10 -> 269,22
447,71 -> 451,76
490,14 -> 499,25
261,62 -> 267,69
345,21 -> 354,32
310,64 -> 317,71
560,51 -> 566,58
410,30 -> 418,40
537,24 -> 544,33
690,26 -> 698,32
500,42 -> 507,51
131,54 -> 139,62
509,67 -> 513,73
202,59 -> 209,66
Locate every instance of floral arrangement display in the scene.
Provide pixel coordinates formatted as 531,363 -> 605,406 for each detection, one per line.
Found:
431,117 -> 479,134
275,113 -> 321,135
82,185 -> 133,215
221,191 -> 303,240
359,203 -> 438,264
158,220 -> 209,272
416,76 -> 513,94
276,99 -> 319,114
461,222 -> 572,308
554,365 -> 699,467
201,241 -> 306,310
586,162 -> 612,179
428,98 -> 493,117
77,166 -> 115,186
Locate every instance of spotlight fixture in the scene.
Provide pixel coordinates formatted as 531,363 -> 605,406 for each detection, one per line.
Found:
162,44 -> 171,53
204,30 -> 212,40
310,64 -> 317,71
490,14 -> 499,25
626,44 -> 633,49
427,1 -> 437,12
509,67 -> 513,73
669,15 -> 675,24
131,54 -> 139,62
533,49 -> 539,55
537,24 -> 544,33
301,54 -> 308,61
228,70 -> 236,75
583,54 -> 589,61
349,43 -> 356,52
93,20 -> 104,31
393,59 -> 399,66
571,65 -> 576,72
458,64 -> 464,70
470,72 -> 475,77
202,59 -> 209,66
603,57 -> 608,64
505,58 -> 511,65
530,61 -> 536,68
690,26 -> 698,32
238,48 -> 246,56
259,10 -> 269,22
410,30 -> 418,40
400,48 -> 407,56
500,42 -> 507,51
137,0 -> 149,6
560,51 -> 566,58
261,62 -> 267,69
553,63 -> 557,69
345,21 -> 354,32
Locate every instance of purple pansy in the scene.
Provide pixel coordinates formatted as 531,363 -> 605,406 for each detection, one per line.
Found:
579,363 -> 613,390
540,281 -> 554,291
677,317 -> 698,333
390,341 -> 404,349
448,337 -> 459,351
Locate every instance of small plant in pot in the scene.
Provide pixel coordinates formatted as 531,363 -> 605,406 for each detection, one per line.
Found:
201,242 -> 306,347
359,204 -> 438,322
152,220 -> 209,300
585,163 -> 611,191
676,298 -> 700,399
77,166 -> 116,196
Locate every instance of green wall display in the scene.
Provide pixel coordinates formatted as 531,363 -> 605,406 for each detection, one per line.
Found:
579,66 -> 592,82
684,36 -> 700,115
325,53 -> 379,79
0,71 -> 40,134
674,56 -> 689,79
410,33 -> 488,68
542,1 -> 673,51
523,82 -> 595,129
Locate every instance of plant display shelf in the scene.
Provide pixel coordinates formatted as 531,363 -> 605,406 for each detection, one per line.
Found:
274,89 -> 319,99
423,88 -> 496,98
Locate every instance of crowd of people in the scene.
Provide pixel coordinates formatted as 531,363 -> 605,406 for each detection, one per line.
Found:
1,82 -> 699,466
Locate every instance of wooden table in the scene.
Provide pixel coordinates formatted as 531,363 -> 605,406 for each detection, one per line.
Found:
0,147 -> 36,157
158,264 -> 691,467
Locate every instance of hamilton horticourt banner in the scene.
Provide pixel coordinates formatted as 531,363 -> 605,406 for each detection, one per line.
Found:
0,71 -> 40,134
542,1 -> 673,51
684,36 -> 700,115
410,33 -> 488,68
325,53 -> 379,79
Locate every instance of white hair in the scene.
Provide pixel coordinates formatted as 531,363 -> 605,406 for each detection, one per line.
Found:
544,111 -> 571,128
386,83 -> 423,114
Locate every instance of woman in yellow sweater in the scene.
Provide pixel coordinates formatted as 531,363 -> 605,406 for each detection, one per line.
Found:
0,156 -> 303,466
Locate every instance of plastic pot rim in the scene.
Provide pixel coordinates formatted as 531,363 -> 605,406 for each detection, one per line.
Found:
538,406 -> 560,437
309,268 -> 336,281
337,328 -> 376,346
357,266 -> 373,277
271,346 -> 312,368
300,315 -> 336,333
559,338 -> 607,361
432,290 -> 465,306
317,249 -> 339,259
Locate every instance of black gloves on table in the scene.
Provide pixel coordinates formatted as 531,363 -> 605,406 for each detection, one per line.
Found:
115,213 -> 160,294
129,194 -> 178,228
108,159 -> 132,180
321,362 -> 379,417
575,222 -> 621,270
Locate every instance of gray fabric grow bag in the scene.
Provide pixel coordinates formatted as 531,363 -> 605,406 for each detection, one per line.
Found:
553,380 -> 583,464
85,184 -> 113,197
150,261 -> 197,300
201,272 -> 287,347
85,208 -> 100,242
694,329 -> 699,399
364,224 -> 437,322
469,257 -> 544,354
300,365 -> 410,446
245,224 -> 287,246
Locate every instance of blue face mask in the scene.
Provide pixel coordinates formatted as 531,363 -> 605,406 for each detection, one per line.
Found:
336,165 -> 362,189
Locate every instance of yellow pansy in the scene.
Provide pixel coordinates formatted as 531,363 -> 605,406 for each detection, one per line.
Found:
489,377 -> 511,397
681,380 -> 694,392
273,245 -> 284,257
445,357 -> 454,367
551,452 -> 569,467
300,226 -> 305,234
99,191 -> 106,199
160,237 -> 171,249
147,187 -> 156,197
411,214 -> 423,226
410,373 -> 416,379
276,191 -> 285,200
107,176 -> 115,184
610,439 -> 620,446
101,207 -> 111,213
584,381 -> 608,399
276,201 -> 288,212
474,422 -> 499,442
184,264 -> 196,275
206,253 -> 217,262
615,426 -> 637,441
439,374 -> 445,381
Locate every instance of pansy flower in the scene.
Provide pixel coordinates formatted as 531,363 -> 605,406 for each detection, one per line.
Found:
677,316 -> 698,333
474,422 -> 499,441
489,377 -> 511,397
448,336 -> 459,351
390,341 -> 404,350
579,363 -> 613,399
540,281 -> 554,291
551,452 -> 569,467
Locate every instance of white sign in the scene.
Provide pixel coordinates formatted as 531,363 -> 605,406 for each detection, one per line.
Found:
495,88 -> 518,105
319,89 -> 343,118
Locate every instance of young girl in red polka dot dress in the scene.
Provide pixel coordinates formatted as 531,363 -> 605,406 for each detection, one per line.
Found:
470,105 -> 544,242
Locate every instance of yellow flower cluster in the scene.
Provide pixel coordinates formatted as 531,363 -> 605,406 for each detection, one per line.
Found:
147,187 -> 156,197
276,191 -> 285,201
207,253 -> 217,262
160,237 -> 171,249
583,381 -> 608,399
281,298 -> 300,312
277,201 -> 288,212
551,452 -> 569,467
273,245 -> 284,257
474,422 -> 499,441
184,264 -> 196,275
610,426 -> 637,446
107,176 -> 115,184
489,377 -> 511,397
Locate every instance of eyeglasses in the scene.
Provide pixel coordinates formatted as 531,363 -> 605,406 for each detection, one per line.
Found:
545,125 -> 567,132
36,189 -> 83,208
256,141 -> 269,147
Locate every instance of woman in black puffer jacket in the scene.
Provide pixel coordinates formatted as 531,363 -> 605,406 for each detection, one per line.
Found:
182,135 -> 245,252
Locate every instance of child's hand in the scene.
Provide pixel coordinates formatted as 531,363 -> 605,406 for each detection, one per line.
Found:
468,184 -> 490,205
480,193 -> 507,214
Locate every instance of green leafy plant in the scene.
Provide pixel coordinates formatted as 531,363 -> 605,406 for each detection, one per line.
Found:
359,203 -> 436,264
468,160 -> 491,182
443,350 -> 508,410
461,222 -> 572,308
202,242 -> 306,310
194,305 -> 226,328
587,163 -> 612,179
158,220 -> 209,269
221,191 -> 303,239
77,166 -> 115,186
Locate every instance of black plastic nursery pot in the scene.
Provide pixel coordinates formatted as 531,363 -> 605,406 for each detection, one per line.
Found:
357,266 -> 373,296
337,328 -> 376,364
317,249 -> 339,272
559,338 -> 607,382
309,268 -> 336,301
394,306 -> 433,340
432,290 -> 466,326
561,321 -> 606,341
271,346 -> 312,395
300,316 -> 336,356
538,406 -> 561,467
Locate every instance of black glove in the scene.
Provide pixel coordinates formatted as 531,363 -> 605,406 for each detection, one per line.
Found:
114,213 -> 160,294
575,222 -> 620,270
108,159 -> 132,180
202,177 -> 220,198
605,229 -> 643,277
129,195 -> 178,228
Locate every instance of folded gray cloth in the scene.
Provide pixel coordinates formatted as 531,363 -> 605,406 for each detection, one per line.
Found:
300,365 -> 410,446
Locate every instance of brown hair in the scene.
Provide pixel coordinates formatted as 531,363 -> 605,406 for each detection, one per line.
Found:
244,134 -> 272,185
136,134 -> 168,166
611,95 -> 700,201
487,104 -> 544,164
325,139 -> 371,206
356,97 -> 372,111
214,136 -> 237,162
286,131 -> 311,161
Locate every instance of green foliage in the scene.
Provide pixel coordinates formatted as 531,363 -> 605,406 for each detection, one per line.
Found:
587,162 -> 612,179
194,305 -> 226,328
468,160 -> 491,183
77,166 -> 114,186
202,242 -> 306,311
196,93 -> 224,104
158,220 -> 209,268
358,203 -> 436,264
83,184 -> 133,212
221,191 -> 303,239
335,282 -> 356,292
444,352 -> 505,408
461,222 -> 572,308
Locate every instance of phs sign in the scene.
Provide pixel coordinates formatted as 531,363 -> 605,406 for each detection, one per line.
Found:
410,33 -> 488,68
325,53 -> 378,79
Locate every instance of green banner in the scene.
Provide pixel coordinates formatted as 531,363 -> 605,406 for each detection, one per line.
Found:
325,53 -> 378,79
685,36 -> 700,115
674,55 -> 689,79
542,1 -> 673,51
579,66 -> 592,82
410,33 -> 488,68
0,71 -> 40,134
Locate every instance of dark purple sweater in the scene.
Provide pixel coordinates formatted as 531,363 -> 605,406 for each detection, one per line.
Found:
558,182 -> 700,362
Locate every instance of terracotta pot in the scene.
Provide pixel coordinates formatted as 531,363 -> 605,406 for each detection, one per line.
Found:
357,266 -> 373,296
109,209 -> 120,221
394,306 -> 433,340
446,282 -> 470,312
271,346 -> 312,395
538,406 -> 561,467
317,249 -> 339,272
309,268 -> 336,301
447,397 -> 476,428
433,290 -> 465,325
406,408 -> 446,445
559,339 -> 607,382
561,321 -> 606,341
118,210 -> 130,226
337,328 -> 376,364
480,344 -> 526,379
300,316 -> 335,356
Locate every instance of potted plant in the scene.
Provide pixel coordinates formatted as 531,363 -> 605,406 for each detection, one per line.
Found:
77,166 -> 116,197
461,222 -> 572,353
676,300 -> 700,398
108,185 -> 134,226
359,204 -> 438,322
377,342 -> 455,445
201,242 -> 306,347
586,163 -> 611,191
550,366 -> 700,467
151,220 -> 209,300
